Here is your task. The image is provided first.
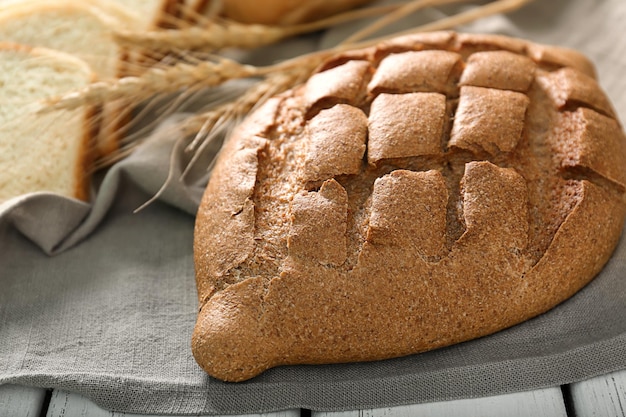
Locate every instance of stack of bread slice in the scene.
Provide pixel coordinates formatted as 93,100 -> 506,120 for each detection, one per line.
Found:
0,0 -> 378,203
0,0 -> 181,203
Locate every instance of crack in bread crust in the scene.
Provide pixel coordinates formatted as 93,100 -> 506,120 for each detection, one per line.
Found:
192,32 -> 626,382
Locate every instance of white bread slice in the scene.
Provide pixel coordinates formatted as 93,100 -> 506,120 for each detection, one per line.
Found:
0,0 -> 137,159
0,1 -> 126,79
0,0 -> 177,30
0,0 -> 182,159
0,42 -> 95,203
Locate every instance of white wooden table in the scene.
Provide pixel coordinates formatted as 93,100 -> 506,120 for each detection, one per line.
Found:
1,369 -> 624,417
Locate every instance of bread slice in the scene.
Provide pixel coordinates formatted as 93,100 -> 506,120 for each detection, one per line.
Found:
192,32 -> 626,381
0,1 -> 126,79
0,0 -> 182,159
0,0 -> 178,31
0,43 -> 95,203
0,0 -> 136,159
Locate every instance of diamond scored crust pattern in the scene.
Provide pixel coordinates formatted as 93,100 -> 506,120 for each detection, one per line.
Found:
192,32 -> 626,382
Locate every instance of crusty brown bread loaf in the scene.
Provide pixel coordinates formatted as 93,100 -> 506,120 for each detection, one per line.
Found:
192,32 -> 626,382
187,0 -> 374,26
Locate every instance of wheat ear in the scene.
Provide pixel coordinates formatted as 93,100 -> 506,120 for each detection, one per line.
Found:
137,0 -> 536,209
42,0 -> 534,114
184,67 -> 312,150
367,0 -> 536,42
114,21 -> 286,52
340,0 -> 475,45
176,0 -> 537,139
113,3 -> 406,53
42,56 -> 260,111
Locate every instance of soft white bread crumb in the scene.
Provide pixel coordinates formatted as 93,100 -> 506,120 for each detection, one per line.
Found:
0,0 -> 130,80
0,0 -> 136,159
0,0 -> 178,158
113,0 -> 179,28
0,43 -> 94,203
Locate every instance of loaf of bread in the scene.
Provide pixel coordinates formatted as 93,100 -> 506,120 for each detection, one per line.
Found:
0,42 -> 95,203
192,32 -> 626,382
188,0 -> 375,26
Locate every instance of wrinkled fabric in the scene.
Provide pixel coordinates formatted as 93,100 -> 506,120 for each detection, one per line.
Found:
1,0 -> 625,414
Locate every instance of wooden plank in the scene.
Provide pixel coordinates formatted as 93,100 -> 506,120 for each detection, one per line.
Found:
46,389 -> 302,417
0,384 -> 47,417
312,387 -> 567,417
569,369 -> 626,417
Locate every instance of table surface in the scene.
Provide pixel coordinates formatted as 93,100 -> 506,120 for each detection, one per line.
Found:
1,368 -> 624,417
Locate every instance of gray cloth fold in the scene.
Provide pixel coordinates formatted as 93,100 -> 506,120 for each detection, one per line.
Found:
1,0 -> 626,415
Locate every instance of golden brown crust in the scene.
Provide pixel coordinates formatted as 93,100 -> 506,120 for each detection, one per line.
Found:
459,50 -> 536,92
449,86 -> 530,155
367,92 -> 446,162
522,180 -> 625,317
74,105 -> 98,201
288,179 -> 349,266
539,67 -> 617,118
303,104 -> 368,182
216,0 -> 375,26
192,32 -> 626,382
526,42 -> 597,79
304,60 -> 373,112
367,169 -> 448,257
368,50 -> 464,96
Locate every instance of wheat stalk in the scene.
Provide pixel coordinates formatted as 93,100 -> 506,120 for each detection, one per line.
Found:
113,3 -> 403,52
112,0 -> 534,209
339,0 -> 474,45
375,0 -> 535,39
169,0 -> 535,174
185,67 -> 312,149
114,21 -> 287,52
43,55 -> 262,111
42,0 -> 532,116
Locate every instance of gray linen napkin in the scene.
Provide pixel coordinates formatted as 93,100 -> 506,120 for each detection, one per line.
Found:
1,0 -> 626,414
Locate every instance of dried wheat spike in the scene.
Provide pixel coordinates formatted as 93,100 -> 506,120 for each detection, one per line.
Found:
114,21 -> 288,52
40,0 -> 535,114
113,2 -> 407,53
42,56 -> 260,111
